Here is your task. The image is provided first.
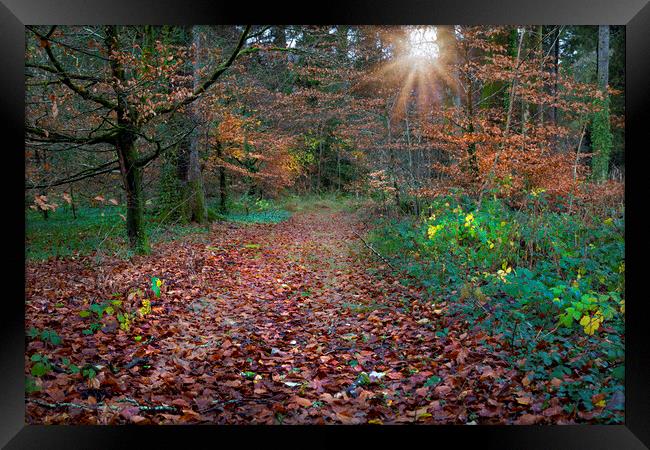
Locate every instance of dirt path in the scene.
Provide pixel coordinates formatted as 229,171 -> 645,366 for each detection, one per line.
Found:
26,208 -> 527,424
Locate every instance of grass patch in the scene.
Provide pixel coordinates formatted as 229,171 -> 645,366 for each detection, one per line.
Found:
223,210 -> 291,224
281,193 -> 367,213
26,206 -> 210,262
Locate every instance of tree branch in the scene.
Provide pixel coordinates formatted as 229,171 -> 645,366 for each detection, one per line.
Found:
151,25 -> 252,119
25,125 -> 116,145
26,159 -> 120,190
28,26 -> 118,111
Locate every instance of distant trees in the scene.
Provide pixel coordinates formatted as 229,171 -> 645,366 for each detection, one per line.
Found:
25,24 -> 624,248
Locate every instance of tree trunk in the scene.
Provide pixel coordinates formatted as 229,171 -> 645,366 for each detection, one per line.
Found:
592,25 -> 612,181
465,75 -> 478,181
178,26 -> 208,223
537,25 -> 544,128
597,26 -> 610,90
106,25 -> 149,253
337,26 -> 349,62
69,183 -> 77,219
550,27 -> 560,151
317,138 -> 323,191
216,140 -> 228,213
118,137 -> 148,253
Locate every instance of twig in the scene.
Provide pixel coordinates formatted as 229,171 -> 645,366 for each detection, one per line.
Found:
511,320 -> 519,348
352,230 -> 396,270
29,397 -> 179,414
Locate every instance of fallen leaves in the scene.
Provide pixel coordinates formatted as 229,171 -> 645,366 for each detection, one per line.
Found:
24,210 -> 606,425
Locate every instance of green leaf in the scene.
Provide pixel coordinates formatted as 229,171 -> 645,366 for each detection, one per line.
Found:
79,310 -> 91,318
25,376 -> 41,393
40,329 -> 61,346
424,375 -> 442,387
31,362 -> 49,377
356,372 -> 371,386
612,365 -> 624,381
89,304 -> 104,317
30,353 -> 42,362
151,277 -> 161,297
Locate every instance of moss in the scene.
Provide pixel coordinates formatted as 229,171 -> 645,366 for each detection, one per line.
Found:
187,178 -> 208,224
591,96 -> 613,181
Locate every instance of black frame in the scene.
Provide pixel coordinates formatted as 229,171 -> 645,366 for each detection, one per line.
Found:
2,1 -> 649,448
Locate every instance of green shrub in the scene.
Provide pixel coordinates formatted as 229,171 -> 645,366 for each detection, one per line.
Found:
368,192 -> 624,420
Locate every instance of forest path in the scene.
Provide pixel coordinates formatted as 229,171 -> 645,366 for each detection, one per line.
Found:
26,207 -> 525,424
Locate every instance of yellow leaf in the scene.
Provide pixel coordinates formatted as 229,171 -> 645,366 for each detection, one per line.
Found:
516,396 -> 532,405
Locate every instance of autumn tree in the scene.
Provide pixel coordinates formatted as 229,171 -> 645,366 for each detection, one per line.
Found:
25,25 -> 251,252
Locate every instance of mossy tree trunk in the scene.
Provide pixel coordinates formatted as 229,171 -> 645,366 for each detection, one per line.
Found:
107,25 -> 149,253
216,140 -> 228,213
118,139 -> 149,253
592,25 -> 612,181
177,25 -> 208,223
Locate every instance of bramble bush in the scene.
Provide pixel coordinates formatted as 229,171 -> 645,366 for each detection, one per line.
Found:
368,189 -> 624,420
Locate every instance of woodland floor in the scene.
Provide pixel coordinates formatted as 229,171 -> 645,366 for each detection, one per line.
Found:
26,206 -> 564,425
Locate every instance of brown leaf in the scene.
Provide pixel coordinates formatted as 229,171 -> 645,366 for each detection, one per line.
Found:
515,414 -> 542,425
543,405 -> 563,417
293,396 -> 312,408
415,387 -> 429,397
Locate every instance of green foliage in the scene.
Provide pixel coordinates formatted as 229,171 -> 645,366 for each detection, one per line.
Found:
225,210 -> 291,224
208,194 -> 292,224
79,292 -> 151,335
26,206 -> 125,260
25,376 -> 41,394
139,299 -> 152,316
82,367 -> 97,380
26,205 -> 211,261
151,277 -> 162,297
424,375 -> 442,387
368,193 -> 624,419
591,96 -> 613,181
27,327 -> 62,346
30,353 -> 53,377
157,146 -> 186,222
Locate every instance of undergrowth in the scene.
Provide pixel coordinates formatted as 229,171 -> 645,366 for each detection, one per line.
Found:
367,190 -> 625,423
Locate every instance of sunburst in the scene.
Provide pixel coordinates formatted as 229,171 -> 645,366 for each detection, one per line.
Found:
364,26 -> 458,123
